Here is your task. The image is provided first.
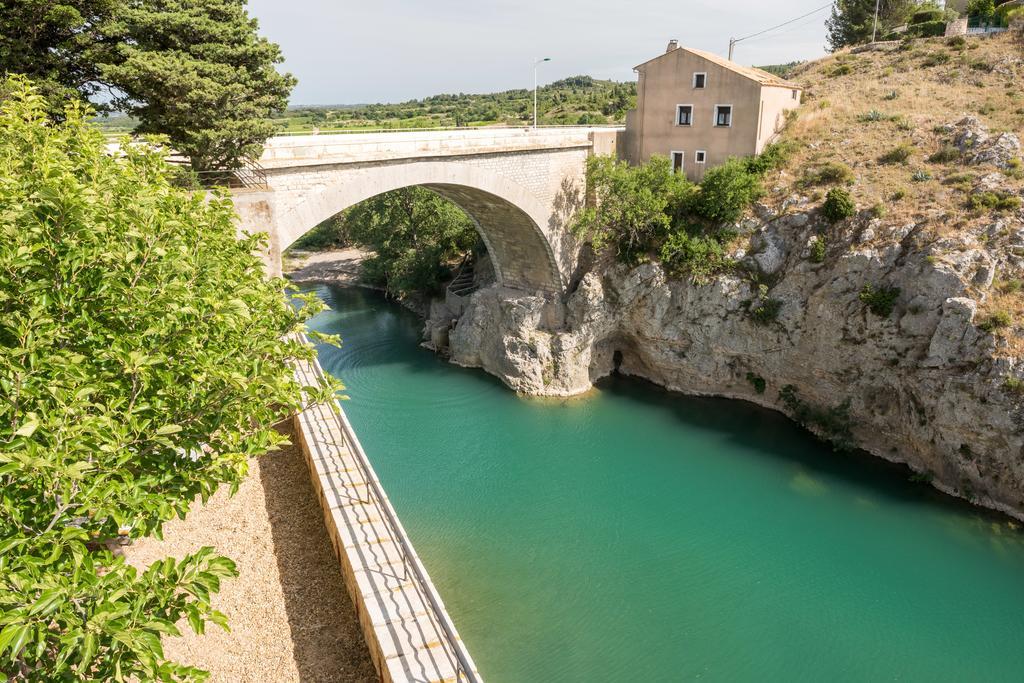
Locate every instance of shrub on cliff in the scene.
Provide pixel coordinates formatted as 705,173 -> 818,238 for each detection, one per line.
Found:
860,283 -> 902,316
0,80 -> 338,680
659,229 -> 734,282
689,158 -> 765,224
573,155 -> 694,264
822,187 -> 857,222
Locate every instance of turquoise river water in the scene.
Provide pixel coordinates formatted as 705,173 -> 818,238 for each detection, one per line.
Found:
304,284 -> 1024,682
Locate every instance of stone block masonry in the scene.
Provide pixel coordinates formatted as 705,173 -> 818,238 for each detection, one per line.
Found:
232,127 -> 623,296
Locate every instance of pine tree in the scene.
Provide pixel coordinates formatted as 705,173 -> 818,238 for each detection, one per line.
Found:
825,0 -> 917,51
103,0 -> 295,171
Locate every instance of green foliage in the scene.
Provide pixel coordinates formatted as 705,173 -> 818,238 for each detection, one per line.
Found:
659,229 -> 734,283
826,0 -> 918,50
912,169 -> 933,182
822,187 -> 857,222
921,50 -> 953,66
0,0 -> 120,114
801,162 -> 855,187
909,21 -> 949,38
912,8 -> 945,23
690,158 -> 764,224
266,77 -> 637,132
573,155 -> 694,265
742,141 -> 797,176
1003,376 -> 1024,395
928,145 -> 962,163
779,385 -> 856,451
748,285 -> 784,326
103,0 -> 295,172
754,62 -> 805,79
746,372 -> 767,394
879,144 -> 914,164
967,191 -> 1022,213
858,109 -> 900,123
860,283 -> 902,316
810,236 -> 828,263
968,0 -> 996,20
947,35 -> 968,49
290,214 -> 352,251
0,81 -> 338,680
344,187 -> 478,297
978,310 -> 1013,332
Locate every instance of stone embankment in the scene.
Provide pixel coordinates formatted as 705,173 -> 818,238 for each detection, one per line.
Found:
430,123 -> 1024,521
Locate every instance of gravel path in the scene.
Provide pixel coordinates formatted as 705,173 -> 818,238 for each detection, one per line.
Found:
127,424 -> 377,682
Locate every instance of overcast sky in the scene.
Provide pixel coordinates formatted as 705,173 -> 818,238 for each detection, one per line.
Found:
247,0 -> 831,106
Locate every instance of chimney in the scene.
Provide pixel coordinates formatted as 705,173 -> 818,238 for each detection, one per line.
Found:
666,39 -> 679,53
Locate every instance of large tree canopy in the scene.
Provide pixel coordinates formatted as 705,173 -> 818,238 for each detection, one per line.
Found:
0,79 -> 335,680
103,0 -> 296,172
0,0 -> 120,113
825,0 -> 917,50
0,0 -> 294,171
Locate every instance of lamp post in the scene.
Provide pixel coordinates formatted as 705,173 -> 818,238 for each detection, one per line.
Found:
871,0 -> 881,43
533,57 -> 551,129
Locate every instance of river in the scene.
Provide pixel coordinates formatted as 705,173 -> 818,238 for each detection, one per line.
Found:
304,283 -> 1024,682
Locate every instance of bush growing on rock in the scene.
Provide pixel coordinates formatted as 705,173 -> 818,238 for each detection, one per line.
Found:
879,144 -> 915,164
659,229 -> 733,282
0,80 -> 339,680
573,155 -> 693,264
801,162 -> 855,187
860,283 -> 902,316
979,310 -> 1013,332
967,191 -> 1021,213
822,187 -> 856,222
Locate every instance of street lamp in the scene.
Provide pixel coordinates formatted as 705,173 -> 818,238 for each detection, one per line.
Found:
533,57 -> 551,129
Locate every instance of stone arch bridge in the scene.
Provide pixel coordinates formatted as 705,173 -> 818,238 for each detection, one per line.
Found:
232,127 -> 622,296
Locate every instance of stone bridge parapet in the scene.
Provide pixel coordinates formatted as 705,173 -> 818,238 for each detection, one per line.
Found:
233,127 -> 623,296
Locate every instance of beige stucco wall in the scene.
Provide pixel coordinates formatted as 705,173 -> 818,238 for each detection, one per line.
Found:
627,49 -> 800,180
756,85 -> 801,153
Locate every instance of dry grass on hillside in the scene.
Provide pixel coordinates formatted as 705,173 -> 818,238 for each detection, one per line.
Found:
760,31 -> 1024,353
769,31 -> 1023,228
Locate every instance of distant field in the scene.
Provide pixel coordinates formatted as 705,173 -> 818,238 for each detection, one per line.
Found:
93,75 -> 636,135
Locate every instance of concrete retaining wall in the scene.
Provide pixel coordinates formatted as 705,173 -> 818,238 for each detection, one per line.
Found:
291,352 -> 481,682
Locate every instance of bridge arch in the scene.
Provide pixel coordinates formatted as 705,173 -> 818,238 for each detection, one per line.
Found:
274,161 -> 566,294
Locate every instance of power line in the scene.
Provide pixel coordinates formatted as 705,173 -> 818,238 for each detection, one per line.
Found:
729,2 -> 834,58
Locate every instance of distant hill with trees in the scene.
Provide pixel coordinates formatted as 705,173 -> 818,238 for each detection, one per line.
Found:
253,76 -> 634,132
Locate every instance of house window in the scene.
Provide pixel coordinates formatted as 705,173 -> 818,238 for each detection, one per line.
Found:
695,150 -> 707,164
671,151 -> 685,174
693,72 -> 707,89
676,104 -> 693,126
714,105 -> 732,127
792,89 -> 800,101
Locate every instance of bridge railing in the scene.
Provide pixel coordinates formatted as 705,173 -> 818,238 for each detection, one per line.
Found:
271,123 -> 625,136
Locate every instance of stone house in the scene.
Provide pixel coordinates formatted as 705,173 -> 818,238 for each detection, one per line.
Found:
624,41 -> 802,181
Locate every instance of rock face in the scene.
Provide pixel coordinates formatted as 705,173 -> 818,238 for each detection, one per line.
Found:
436,206 -> 1024,521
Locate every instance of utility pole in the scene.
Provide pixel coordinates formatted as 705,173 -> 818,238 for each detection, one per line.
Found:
728,37 -> 737,60
533,57 -> 551,129
871,0 -> 882,43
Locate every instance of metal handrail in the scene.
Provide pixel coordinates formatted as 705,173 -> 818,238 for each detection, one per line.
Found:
304,343 -> 479,682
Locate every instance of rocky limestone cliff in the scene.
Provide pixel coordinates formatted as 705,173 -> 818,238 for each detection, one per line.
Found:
436,196 -> 1024,521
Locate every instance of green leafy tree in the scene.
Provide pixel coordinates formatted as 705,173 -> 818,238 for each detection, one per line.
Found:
344,187 -> 478,297
826,0 -> 917,50
0,0 -> 120,113
103,0 -> 295,171
0,79 -> 337,680
690,158 -> 765,224
573,155 -> 694,265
